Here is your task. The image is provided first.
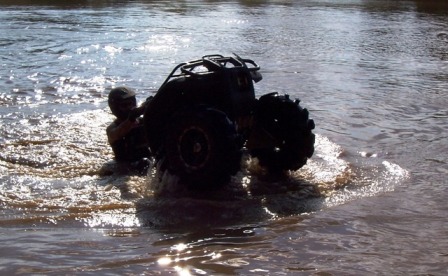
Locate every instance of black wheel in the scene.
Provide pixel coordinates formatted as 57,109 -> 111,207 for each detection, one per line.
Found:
249,93 -> 315,173
164,107 -> 242,189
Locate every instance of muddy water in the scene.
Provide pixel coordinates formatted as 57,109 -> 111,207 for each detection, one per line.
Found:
0,0 -> 447,275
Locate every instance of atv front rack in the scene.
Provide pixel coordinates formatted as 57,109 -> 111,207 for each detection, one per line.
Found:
160,54 -> 261,87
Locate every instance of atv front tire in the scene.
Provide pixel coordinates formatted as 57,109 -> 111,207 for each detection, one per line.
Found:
249,93 -> 315,173
164,107 -> 241,189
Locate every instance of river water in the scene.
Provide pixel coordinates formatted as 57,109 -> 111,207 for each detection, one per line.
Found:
0,0 -> 447,275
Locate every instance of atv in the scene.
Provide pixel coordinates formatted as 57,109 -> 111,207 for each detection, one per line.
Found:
143,54 -> 315,188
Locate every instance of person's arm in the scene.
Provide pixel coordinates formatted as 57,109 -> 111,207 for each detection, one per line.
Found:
107,99 -> 151,145
106,120 -> 135,145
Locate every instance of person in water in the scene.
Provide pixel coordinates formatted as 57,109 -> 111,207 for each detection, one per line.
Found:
106,86 -> 152,172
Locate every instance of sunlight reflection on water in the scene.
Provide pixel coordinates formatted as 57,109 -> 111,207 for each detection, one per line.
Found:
1,1 -> 444,274
0,109 -> 409,230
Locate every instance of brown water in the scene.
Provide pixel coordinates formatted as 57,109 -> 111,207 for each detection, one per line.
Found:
0,0 -> 447,275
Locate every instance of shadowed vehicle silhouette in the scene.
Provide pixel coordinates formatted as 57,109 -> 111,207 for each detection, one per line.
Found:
143,54 -> 315,189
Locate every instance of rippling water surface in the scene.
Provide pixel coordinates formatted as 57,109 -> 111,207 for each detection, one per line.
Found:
1,0 -> 447,275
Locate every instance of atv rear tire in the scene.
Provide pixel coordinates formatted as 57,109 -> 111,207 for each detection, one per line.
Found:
250,93 -> 315,173
164,107 -> 242,189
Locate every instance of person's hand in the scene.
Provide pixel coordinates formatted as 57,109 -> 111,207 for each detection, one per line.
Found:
127,108 -> 142,122
145,96 -> 154,104
128,98 -> 152,122
140,96 -> 153,109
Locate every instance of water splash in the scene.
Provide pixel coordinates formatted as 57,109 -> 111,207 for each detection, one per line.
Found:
0,112 -> 409,229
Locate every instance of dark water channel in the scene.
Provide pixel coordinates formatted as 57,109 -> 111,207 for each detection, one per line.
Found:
0,0 -> 447,275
